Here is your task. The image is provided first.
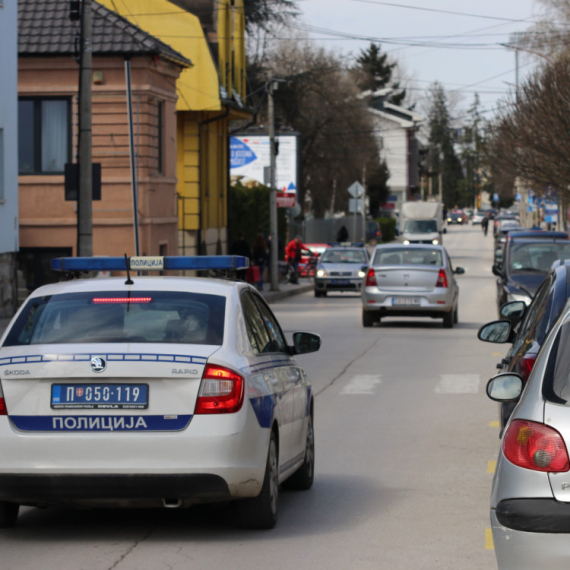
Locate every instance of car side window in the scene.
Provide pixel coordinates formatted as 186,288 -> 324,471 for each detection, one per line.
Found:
241,292 -> 271,355
514,278 -> 551,349
251,294 -> 288,354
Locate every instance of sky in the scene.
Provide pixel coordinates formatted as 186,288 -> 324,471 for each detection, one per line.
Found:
292,0 -> 540,122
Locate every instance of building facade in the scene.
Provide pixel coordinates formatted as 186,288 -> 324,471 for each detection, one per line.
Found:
0,0 -> 19,316
98,0 -> 252,256
18,0 -> 190,289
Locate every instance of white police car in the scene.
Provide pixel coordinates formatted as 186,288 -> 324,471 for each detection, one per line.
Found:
0,256 -> 320,529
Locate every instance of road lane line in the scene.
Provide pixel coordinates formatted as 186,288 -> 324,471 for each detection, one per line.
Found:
434,374 -> 480,394
485,528 -> 494,550
491,352 -> 502,357
487,460 -> 497,473
489,420 -> 500,428
340,375 -> 382,395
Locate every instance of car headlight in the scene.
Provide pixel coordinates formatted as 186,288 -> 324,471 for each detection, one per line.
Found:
447,218 -> 452,222
316,269 -> 326,278
358,270 -> 366,278
507,292 -> 532,306
403,239 -> 410,245
432,239 -> 439,245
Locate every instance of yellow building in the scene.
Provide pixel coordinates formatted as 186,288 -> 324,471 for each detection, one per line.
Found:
98,0 -> 251,255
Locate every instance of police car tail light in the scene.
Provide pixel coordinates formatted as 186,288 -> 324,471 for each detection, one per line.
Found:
0,381 -> 7,416
436,269 -> 448,288
195,364 -> 244,414
503,420 -> 570,473
365,268 -> 377,287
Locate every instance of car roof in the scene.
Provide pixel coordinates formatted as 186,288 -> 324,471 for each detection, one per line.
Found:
26,276 -> 244,299
373,243 -> 445,252
508,231 -> 568,239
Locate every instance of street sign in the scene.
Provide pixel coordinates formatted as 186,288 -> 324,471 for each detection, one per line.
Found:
493,193 -> 499,203
349,198 -> 362,213
348,181 -> 365,198
277,193 -> 296,208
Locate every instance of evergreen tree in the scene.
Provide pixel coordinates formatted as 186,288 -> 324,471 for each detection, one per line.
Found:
427,83 -> 465,207
355,43 -> 406,105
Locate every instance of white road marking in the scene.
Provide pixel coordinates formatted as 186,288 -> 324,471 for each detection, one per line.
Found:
435,374 -> 480,394
340,375 -> 382,395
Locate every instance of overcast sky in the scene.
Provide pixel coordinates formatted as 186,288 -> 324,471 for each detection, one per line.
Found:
293,0 -> 540,121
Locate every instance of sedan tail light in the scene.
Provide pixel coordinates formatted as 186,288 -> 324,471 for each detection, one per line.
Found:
365,268 -> 377,287
519,354 -> 537,382
436,269 -> 448,288
195,364 -> 244,414
0,378 -> 7,416
503,420 -> 570,472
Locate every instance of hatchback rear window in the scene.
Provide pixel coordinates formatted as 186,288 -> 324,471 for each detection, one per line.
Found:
4,291 -> 226,346
373,248 -> 442,266
543,321 -> 570,405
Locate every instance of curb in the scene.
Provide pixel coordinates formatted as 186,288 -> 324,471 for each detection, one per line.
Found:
262,283 -> 313,304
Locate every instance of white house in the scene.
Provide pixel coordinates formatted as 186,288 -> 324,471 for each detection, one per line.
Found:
0,0 -> 19,316
365,90 -> 424,215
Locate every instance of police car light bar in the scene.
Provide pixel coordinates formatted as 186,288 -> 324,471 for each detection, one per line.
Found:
51,256 -> 250,272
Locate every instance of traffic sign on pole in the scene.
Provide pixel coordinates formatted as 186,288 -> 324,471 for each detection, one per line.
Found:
348,181 -> 365,198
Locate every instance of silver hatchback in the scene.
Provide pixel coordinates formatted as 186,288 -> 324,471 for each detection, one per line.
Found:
361,244 -> 464,327
485,307 -> 570,569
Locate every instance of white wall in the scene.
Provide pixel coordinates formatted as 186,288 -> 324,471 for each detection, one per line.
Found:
0,0 -> 19,254
373,115 -> 408,191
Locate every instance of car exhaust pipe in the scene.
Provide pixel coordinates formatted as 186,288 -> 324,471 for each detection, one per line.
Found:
163,498 -> 183,509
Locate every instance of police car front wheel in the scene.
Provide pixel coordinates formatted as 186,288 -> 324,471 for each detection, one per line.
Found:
0,502 -> 19,528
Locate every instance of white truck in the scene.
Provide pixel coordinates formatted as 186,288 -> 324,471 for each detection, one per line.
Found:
399,201 -> 444,245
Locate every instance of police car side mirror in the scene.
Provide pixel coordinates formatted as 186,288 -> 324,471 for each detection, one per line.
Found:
291,332 -> 321,355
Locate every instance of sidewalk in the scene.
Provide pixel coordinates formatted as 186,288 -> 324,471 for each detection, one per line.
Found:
260,280 -> 313,304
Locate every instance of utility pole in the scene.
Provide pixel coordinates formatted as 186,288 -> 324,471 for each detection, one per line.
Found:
438,150 -> 443,203
361,165 -> 367,242
268,74 -> 279,291
77,0 -> 93,257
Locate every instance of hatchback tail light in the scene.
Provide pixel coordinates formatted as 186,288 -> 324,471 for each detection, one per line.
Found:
503,420 -> 570,472
195,364 -> 244,414
436,269 -> 448,288
519,354 -> 537,382
365,268 -> 377,287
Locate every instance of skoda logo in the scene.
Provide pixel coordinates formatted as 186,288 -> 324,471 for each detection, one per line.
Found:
90,357 -> 106,373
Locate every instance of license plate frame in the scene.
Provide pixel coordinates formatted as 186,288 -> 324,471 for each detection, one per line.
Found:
392,297 -> 421,306
51,383 -> 149,410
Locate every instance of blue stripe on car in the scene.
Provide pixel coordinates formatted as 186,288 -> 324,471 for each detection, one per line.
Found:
249,395 -> 276,428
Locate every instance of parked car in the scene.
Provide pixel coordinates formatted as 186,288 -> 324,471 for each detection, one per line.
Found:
484,298 -> 570,568
493,231 -> 570,311
361,244 -> 464,328
471,212 -> 485,225
493,214 -> 518,237
365,221 -> 382,245
479,260 -> 570,428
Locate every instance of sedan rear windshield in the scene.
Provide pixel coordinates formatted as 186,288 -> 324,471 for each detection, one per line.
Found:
373,248 -> 443,266
509,242 -> 570,274
4,291 -> 226,346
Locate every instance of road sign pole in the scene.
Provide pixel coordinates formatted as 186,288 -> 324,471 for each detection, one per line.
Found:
268,74 -> 279,292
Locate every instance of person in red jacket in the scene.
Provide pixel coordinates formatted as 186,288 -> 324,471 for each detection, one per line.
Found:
285,236 -> 312,284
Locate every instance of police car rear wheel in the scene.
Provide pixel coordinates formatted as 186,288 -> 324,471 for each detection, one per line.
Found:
237,433 -> 278,529
0,502 -> 19,528
283,413 -> 314,491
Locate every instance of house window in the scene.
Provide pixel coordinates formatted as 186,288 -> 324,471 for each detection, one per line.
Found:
18,98 -> 70,174
0,129 -> 4,201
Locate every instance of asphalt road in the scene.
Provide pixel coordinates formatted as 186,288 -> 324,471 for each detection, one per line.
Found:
0,224 -> 504,570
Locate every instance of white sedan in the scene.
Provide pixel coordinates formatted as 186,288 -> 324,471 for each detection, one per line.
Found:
0,256 -> 320,529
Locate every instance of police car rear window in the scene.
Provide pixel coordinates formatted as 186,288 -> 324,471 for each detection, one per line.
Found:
4,291 -> 226,346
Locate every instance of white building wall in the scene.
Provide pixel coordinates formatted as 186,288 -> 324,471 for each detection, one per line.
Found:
0,0 -> 19,316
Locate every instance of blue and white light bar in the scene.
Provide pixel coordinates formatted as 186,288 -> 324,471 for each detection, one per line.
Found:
51,256 -> 250,272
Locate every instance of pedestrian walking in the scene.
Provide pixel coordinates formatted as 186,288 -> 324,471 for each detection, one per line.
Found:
252,234 -> 269,291
336,225 -> 349,243
482,215 -> 489,236
230,233 -> 251,281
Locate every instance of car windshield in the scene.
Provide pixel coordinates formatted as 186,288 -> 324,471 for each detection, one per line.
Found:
508,242 -> 570,274
321,249 -> 367,264
404,220 -> 438,233
373,248 -> 443,266
3,291 -> 226,346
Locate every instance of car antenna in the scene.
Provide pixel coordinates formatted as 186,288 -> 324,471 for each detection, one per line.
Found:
124,254 -> 134,285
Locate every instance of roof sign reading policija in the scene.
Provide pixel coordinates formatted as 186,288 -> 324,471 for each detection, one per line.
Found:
230,135 -> 299,207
